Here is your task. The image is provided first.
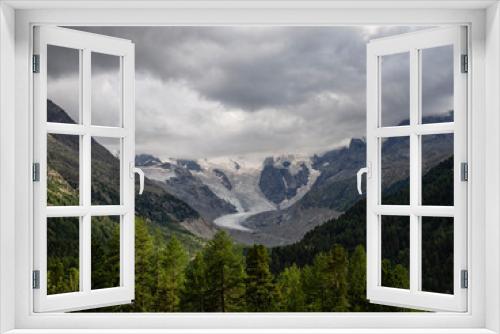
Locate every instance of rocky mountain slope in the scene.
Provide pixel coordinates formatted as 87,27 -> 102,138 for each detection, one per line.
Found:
47,100 -> 215,243
137,110 -> 453,247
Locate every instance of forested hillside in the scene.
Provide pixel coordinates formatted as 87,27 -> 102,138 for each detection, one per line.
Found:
270,157 -> 454,295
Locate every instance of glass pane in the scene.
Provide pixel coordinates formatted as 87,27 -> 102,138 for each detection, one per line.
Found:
47,217 -> 79,295
47,45 -> 80,124
91,137 -> 121,205
47,133 -> 80,206
381,215 -> 410,289
421,133 -> 454,206
91,52 -> 122,127
421,45 -> 454,124
380,52 -> 410,127
91,216 -> 120,290
381,137 -> 410,205
422,217 -> 454,294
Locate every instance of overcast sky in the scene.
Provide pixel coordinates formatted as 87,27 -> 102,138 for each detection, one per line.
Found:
47,26 -> 452,162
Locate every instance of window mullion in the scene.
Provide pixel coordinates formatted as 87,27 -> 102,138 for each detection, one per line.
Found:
409,47 -> 421,293
81,48 -> 92,293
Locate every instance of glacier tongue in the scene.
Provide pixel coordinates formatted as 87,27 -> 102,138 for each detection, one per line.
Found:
198,160 -> 274,210
139,154 -> 320,232
197,156 -> 320,231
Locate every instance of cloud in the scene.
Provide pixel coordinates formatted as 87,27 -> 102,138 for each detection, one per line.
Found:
47,26 -> 451,160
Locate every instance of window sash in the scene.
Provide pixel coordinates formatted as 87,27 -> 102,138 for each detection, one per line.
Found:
32,26 -> 136,312
366,26 -> 468,312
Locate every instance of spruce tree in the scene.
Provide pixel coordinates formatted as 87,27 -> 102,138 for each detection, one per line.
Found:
301,253 -> 329,311
277,264 -> 305,311
302,245 -> 350,311
245,245 -> 277,312
156,235 -> 189,311
326,244 -> 350,311
348,245 -> 368,311
132,217 -> 155,311
203,231 -> 245,312
181,252 -> 207,311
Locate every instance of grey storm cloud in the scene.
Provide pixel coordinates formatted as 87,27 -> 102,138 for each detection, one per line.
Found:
48,26 -> 452,160
74,26 -> 369,111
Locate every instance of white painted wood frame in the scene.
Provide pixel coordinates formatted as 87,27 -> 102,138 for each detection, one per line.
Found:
32,26 -> 135,312
0,1 -> 498,333
366,26 -> 468,312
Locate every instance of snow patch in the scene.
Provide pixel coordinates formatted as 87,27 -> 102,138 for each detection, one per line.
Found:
141,166 -> 177,182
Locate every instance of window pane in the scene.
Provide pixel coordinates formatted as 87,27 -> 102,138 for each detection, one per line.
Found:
47,133 -> 80,206
47,45 -> 80,124
381,215 -> 410,289
91,216 -> 120,290
91,52 -> 122,127
380,52 -> 410,127
381,137 -> 410,205
421,45 -> 454,124
47,217 -> 79,294
421,133 -> 454,206
91,137 -> 121,205
422,217 -> 454,294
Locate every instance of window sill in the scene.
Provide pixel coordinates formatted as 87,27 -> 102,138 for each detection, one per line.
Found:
4,329 -> 497,334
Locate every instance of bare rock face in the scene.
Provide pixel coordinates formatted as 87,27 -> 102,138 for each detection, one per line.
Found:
136,159 -> 238,223
259,157 -> 310,205
180,217 -> 218,239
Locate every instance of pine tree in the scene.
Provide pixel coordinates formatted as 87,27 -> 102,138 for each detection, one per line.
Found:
132,217 -> 156,311
245,245 -> 277,312
203,231 -> 246,312
348,245 -> 368,311
382,259 -> 410,290
181,252 -> 207,311
326,244 -> 350,311
302,245 -> 350,312
156,235 -> 189,311
277,264 -> 305,311
301,253 -> 329,311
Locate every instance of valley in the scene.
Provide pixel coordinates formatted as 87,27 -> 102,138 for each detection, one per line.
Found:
136,114 -> 453,246
46,99 -> 454,312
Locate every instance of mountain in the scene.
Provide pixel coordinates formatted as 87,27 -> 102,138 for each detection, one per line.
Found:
137,111 -> 453,247
135,154 -> 161,166
138,154 -> 329,246
135,158 -> 238,223
259,156 -> 318,207
47,100 -> 214,243
301,138 -> 367,212
270,156 -> 454,297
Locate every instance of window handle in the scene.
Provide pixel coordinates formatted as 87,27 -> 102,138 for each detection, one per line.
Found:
130,162 -> 145,195
357,167 -> 368,195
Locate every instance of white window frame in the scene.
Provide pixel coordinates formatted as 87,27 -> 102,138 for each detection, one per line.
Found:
32,26 -> 136,312
366,26 -> 468,312
0,1 -> 499,333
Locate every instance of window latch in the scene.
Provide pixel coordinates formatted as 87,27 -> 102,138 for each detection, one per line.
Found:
130,162 -> 145,195
356,162 -> 371,195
